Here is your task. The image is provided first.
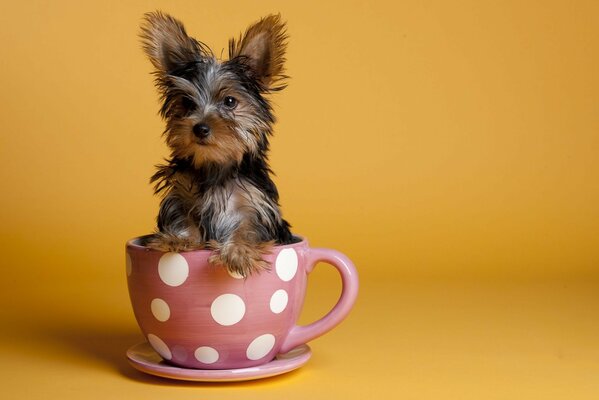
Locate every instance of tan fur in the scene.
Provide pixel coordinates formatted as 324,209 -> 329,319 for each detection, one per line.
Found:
229,14 -> 288,89
206,182 -> 278,276
140,11 -> 204,73
146,230 -> 202,252
236,180 -> 281,230
165,112 -> 248,167
208,238 -> 274,276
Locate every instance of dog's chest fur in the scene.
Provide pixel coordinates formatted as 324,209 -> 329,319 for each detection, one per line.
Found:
153,157 -> 293,246
196,177 -> 281,242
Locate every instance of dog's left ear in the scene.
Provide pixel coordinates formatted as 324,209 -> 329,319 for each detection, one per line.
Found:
229,14 -> 288,90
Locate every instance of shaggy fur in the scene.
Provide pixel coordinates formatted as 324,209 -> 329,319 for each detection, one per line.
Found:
139,11 -> 294,277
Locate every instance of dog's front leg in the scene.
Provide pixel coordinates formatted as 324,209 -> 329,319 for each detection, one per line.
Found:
208,219 -> 273,278
146,193 -> 201,252
206,183 -> 276,277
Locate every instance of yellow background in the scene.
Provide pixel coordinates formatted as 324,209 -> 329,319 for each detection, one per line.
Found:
1,0 -> 598,399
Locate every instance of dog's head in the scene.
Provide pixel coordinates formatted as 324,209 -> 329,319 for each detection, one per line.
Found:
140,12 -> 288,168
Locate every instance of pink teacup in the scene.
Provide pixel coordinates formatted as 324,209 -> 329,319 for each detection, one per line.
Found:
126,235 -> 358,369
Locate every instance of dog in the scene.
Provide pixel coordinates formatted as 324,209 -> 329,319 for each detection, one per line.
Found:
139,11 -> 294,277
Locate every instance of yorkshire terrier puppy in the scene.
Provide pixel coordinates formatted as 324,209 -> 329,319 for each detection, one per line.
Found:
140,11 -> 294,277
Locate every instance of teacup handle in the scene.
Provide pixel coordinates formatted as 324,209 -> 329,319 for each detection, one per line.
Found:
279,248 -> 359,353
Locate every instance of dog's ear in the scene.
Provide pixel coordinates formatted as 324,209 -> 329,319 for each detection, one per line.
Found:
140,11 -> 204,74
229,14 -> 288,90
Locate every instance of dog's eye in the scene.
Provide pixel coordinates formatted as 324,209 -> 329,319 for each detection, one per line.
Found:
223,96 -> 238,109
181,97 -> 196,111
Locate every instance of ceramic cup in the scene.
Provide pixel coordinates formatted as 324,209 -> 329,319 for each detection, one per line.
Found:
126,235 -> 359,369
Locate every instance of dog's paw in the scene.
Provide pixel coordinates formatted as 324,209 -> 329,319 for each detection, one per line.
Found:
208,240 -> 273,278
145,232 -> 201,252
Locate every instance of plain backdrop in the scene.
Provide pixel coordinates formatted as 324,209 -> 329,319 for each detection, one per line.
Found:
0,1 -> 598,399
1,1 -> 598,284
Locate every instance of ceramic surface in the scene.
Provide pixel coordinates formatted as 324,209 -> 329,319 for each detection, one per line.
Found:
127,342 -> 312,382
126,235 -> 358,369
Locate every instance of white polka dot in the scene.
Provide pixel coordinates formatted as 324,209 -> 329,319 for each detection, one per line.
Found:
270,289 -> 288,314
150,298 -> 171,322
194,346 -> 219,364
228,270 -> 244,280
158,252 -> 189,286
147,334 -> 172,360
275,248 -> 298,281
246,334 -> 276,360
126,253 -> 132,276
210,294 -> 246,326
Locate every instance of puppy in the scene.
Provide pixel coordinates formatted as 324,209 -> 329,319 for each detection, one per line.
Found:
140,12 -> 294,277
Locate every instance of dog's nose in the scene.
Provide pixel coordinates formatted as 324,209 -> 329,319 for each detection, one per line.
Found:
193,123 -> 211,139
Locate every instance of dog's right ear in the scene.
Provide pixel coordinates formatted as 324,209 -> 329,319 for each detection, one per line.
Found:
140,11 -> 204,74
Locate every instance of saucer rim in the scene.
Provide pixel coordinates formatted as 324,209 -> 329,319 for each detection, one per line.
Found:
126,342 -> 312,382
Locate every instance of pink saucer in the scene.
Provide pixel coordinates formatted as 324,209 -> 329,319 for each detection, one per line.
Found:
126,342 -> 312,382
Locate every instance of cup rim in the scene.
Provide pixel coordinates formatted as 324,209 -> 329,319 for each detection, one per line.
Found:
126,234 -> 307,253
